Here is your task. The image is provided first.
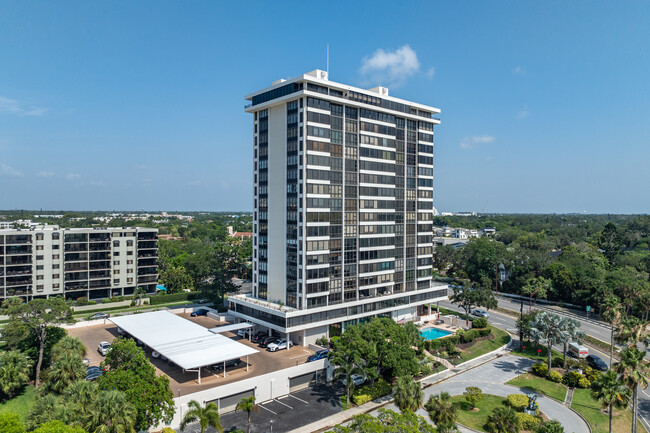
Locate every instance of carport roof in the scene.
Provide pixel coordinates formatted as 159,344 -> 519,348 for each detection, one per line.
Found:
109,311 -> 257,371
209,322 -> 253,334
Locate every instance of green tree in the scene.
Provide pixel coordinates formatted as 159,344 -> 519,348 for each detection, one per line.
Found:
85,389 -> 136,433
392,375 -> 423,412
530,312 -> 569,370
558,317 -> 584,369
598,223 -> 622,265
450,282 -> 498,316
464,386 -> 484,410
51,336 -> 87,361
486,406 -> 520,433
179,400 -> 223,433
235,395 -> 258,433
535,420 -> 564,433
0,350 -> 33,399
0,413 -> 25,433
520,277 -> 551,311
425,391 -> 458,433
600,296 -> 624,368
159,265 -> 194,294
326,409 -> 437,433
516,310 -> 538,345
615,316 -> 650,349
590,370 -> 631,433
97,338 -> 175,431
31,420 -> 86,433
3,297 -> 74,388
45,351 -> 86,394
614,347 -> 648,433
332,351 -> 365,408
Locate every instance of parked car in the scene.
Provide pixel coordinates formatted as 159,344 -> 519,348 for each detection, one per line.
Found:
151,351 -> 161,358
471,309 -> 489,318
586,354 -> 608,371
97,341 -> 111,356
83,358 -> 90,367
307,350 -> 329,362
568,342 -> 589,359
237,328 -> 254,338
251,332 -> 266,343
342,374 -> 365,387
85,366 -> 103,381
259,337 -> 280,348
213,358 -> 242,371
88,312 -> 110,320
267,339 -> 293,352
190,309 -> 209,317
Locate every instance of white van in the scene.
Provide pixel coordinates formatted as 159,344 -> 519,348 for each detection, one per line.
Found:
569,342 -> 588,358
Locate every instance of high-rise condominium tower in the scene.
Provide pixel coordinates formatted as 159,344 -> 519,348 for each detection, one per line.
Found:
228,70 -> 448,346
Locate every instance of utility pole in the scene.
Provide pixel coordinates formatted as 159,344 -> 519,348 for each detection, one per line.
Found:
519,299 -> 524,352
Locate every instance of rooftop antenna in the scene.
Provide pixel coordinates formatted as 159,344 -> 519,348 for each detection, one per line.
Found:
326,43 -> 329,76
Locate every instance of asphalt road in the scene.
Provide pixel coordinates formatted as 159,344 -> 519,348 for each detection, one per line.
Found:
439,299 -> 650,431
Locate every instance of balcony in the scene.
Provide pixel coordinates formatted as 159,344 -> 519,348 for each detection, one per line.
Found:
6,267 -> 32,276
137,241 -> 158,250
65,244 -> 88,252
65,272 -> 88,282
89,279 -> 111,289
137,232 -> 157,240
137,252 -> 157,258
138,267 -> 158,276
65,253 -> 89,262
64,234 -> 88,243
89,270 -> 110,279
89,242 -> 110,251
5,235 -> 32,245
65,282 -> 88,291
65,263 -> 88,271
6,287 -> 30,296
89,252 -> 110,261
5,245 -> 32,255
5,257 -> 32,265
89,261 -> 111,270
6,278 -> 32,287
137,275 -> 158,283
137,258 -> 158,267
89,234 -> 110,242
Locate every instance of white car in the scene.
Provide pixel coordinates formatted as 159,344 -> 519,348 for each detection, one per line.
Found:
472,309 -> 490,318
237,329 -> 252,338
343,374 -> 365,387
267,339 -> 294,352
151,351 -> 160,358
97,341 -> 111,356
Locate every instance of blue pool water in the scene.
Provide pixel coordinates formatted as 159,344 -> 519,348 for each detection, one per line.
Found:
420,327 -> 453,340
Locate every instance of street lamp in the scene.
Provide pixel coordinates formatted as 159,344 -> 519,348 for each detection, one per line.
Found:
270,419 -> 273,433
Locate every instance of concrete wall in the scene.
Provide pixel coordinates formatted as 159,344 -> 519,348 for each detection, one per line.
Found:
303,324 -> 328,346
163,359 -> 328,429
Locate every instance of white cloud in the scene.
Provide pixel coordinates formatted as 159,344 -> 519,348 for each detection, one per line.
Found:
517,106 -> 529,119
0,163 -> 23,177
360,45 -> 421,87
65,173 -> 81,181
513,66 -> 526,75
37,171 -> 54,177
425,67 -> 435,79
0,96 -> 48,116
460,135 -> 495,149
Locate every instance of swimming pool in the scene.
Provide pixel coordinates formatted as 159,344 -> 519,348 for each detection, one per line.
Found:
420,327 -> 453,340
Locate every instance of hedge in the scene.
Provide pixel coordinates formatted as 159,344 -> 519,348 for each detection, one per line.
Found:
531,362 -> 548,377
548,370 -> 563,383
351,378 -> 391,406
426,327 -> 492,350
150,291 -> 202,305
517,413 -> 542,430
507,394 -> 529,412
562,371 -> 583,388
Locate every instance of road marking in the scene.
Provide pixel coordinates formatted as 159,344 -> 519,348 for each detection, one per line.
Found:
274,398 -> 293,409
288,394 -> 309,404
259,404 -> 277,415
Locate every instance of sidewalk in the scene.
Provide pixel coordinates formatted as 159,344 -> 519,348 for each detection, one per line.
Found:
287,336 -> 514,433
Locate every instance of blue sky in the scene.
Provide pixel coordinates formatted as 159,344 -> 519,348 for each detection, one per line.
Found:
1,1 -> 649,213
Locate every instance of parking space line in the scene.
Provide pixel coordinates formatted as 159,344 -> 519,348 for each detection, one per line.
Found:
273,398 -> 293,409
288,394 -> 309,404
259,404 -> 277,415
290,354 -> 307,359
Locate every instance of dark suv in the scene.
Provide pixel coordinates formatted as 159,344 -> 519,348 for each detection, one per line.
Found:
259,337 -> 280,348
213,358 -> 242,371
586,355 -> 608,371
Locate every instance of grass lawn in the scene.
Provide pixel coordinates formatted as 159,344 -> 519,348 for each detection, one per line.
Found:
0,385 -> 36,420
456,326 -> 511,364
571,388 -> 647,433
514,343 -> 563,363
449,393 -> 508,432
506,373 -> 567,402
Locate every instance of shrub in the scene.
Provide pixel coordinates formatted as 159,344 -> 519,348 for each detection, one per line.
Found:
507,394 -> 529,412
419,363 -> 434,377
583,366 -> 601,382
551,356 -> 563,368
536,419 -> 565,433
517,412 -> 542,430
531,362 -> 549,377
465,386 -> 484,409
149,291 -> 202,305
460,330 -> 479,344
161,428 -> 175,433
351,378 -> 392,406
473,317 -> 488,329
562,371 -> 583,388
315,336 -> 330,347
548,370 -> 563,383
578,378 -> 591,389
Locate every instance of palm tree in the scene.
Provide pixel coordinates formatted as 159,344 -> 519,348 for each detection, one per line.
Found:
615,347 -> 648,433
485,406 -> 520,433
62,380 -> 98,420
86,390 -> 136,433
235,395 -> 259,433
51,336 -> 87,361
616,316 -> 650,349
591,370 -> 631,433
601,297 -> 624,368
530,312 -> 569,370
45,351 -> 86,394
425,391 -> 458,433
333,351 -> 366,408
393,375 -> 423,412
0,350 -> 33,399
180,400 -> 223,433
559,317 -> 584,369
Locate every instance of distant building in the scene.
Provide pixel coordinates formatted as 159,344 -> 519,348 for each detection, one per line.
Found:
0,226 -> 158,300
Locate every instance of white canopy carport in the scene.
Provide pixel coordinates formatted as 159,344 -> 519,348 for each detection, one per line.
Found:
109,311 -> 258,383
209,322 -> 253,335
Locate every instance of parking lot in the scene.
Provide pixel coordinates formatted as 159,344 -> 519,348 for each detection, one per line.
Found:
67,312 -> 315,395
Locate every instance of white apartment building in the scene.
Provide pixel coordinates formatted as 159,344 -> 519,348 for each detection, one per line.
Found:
228,70 -> 449,346
0,226 -> 158,300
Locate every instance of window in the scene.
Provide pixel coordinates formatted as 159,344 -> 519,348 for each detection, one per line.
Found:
113,270 -> 120,275
53,244 -> 59,250
53,283 -> 60,289
37,275 -> 44,280
127,259 -> 134,265
114,260 -> 119,265
53,274 -> 60,279
36,233 -> 44,240
52,254 -> 59,259
114,278 -> 120,284
127,277 -> 133,283
36,265 -> 44,270
113,240 -> 120,247
36,245 -> 44,250
36,255 -> 44,260
127,251 -> 133,256
127,269 -> 133,273
113,252 -> 120,256
37,285 -> 44,291
127,240 -> 134,247
52,232 -> 60,240
53,264 -> 59,269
